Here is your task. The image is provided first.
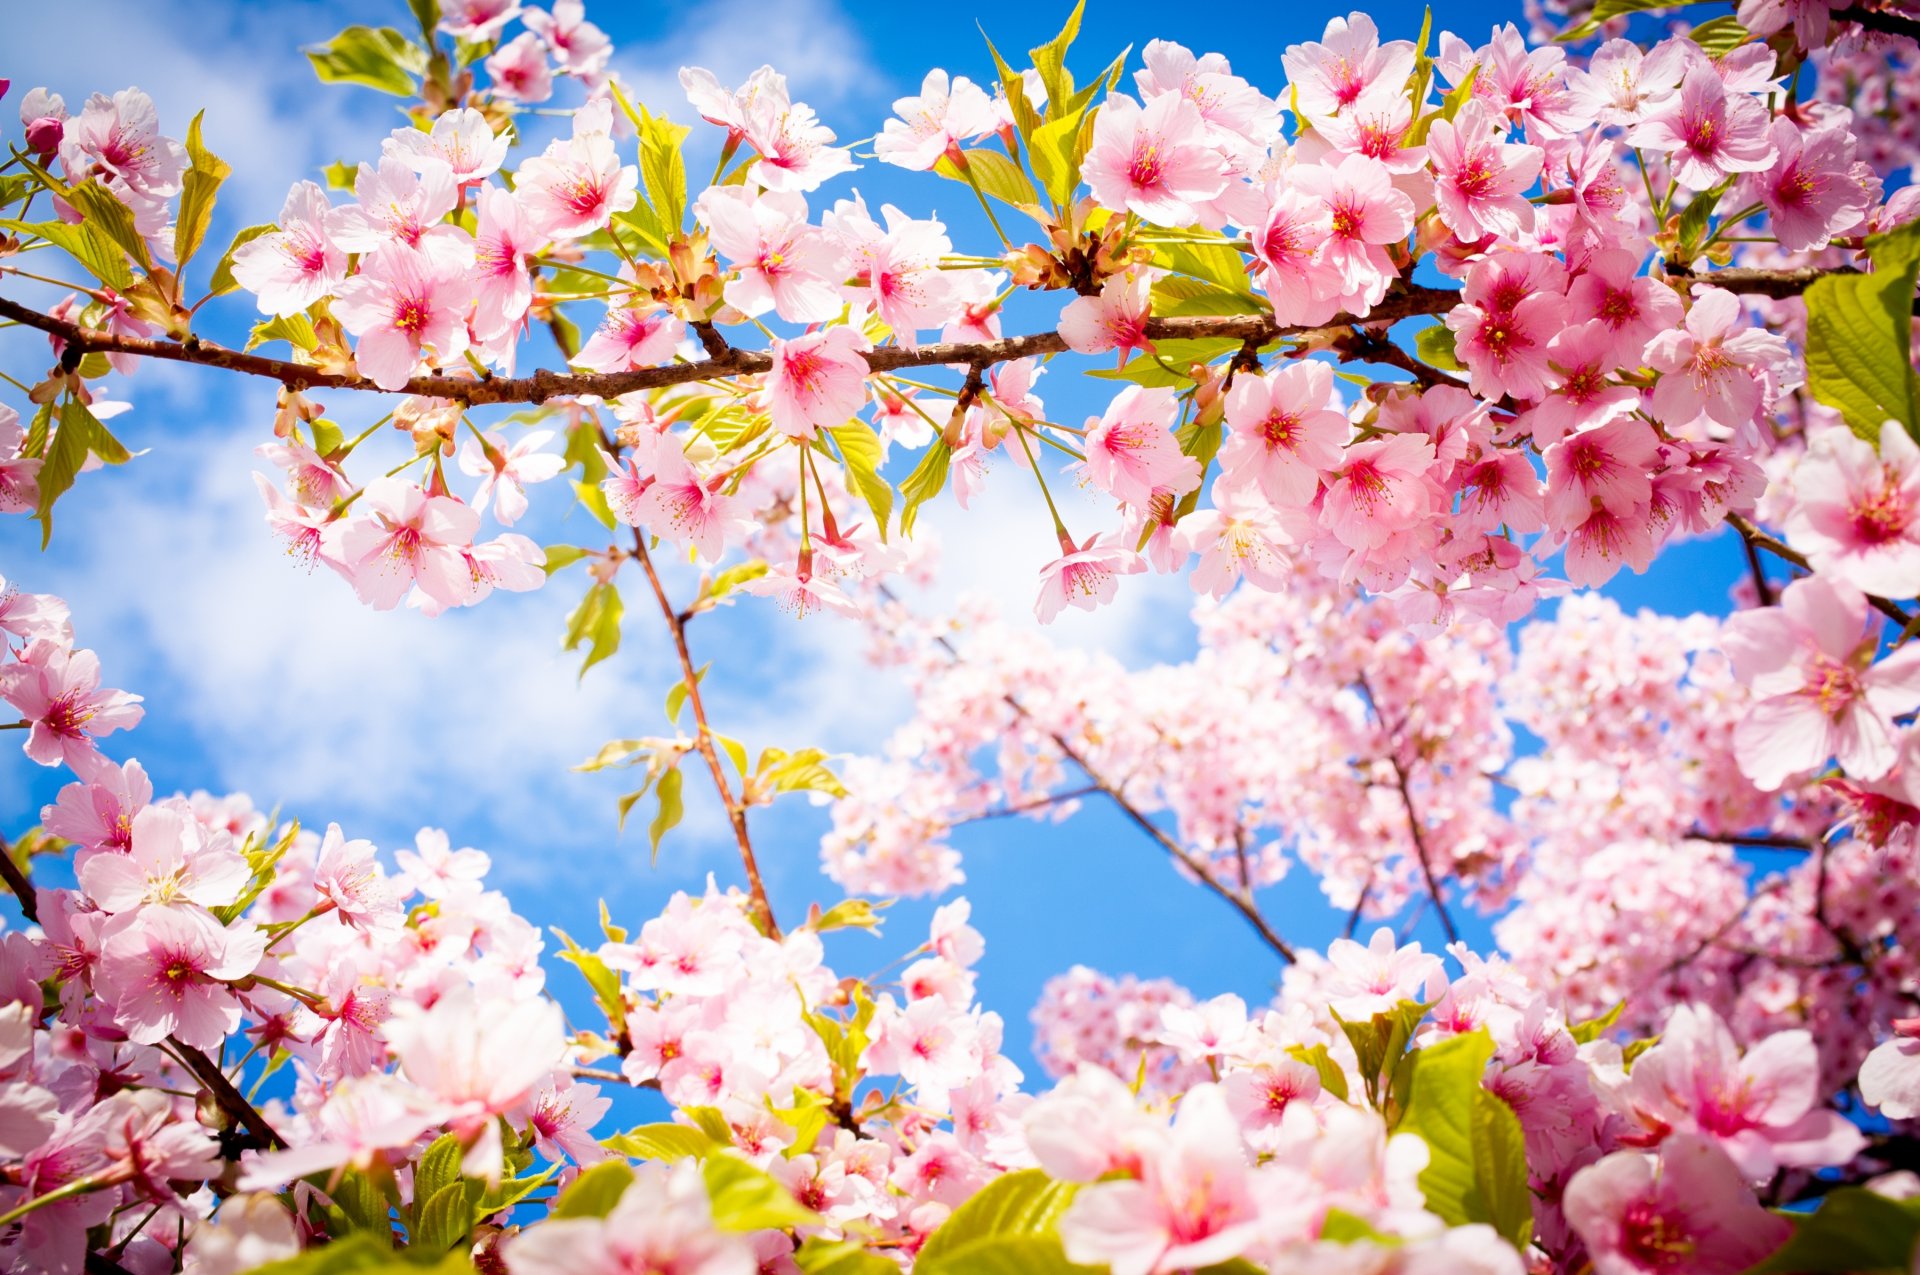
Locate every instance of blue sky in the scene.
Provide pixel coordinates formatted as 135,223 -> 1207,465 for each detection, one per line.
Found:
0,0 -> 1754,1089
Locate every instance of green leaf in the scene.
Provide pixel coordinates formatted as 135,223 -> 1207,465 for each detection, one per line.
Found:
35,399 -> 99,547
0,218 -> 134,290
796,1237 -> 903,1275
64,182 -> 153,272
552,1160 -> 635,1219
1568,1001 -> 1625,1045
1333,999 -> 1431,1100
699,560 -> 770,606
829,421 -> 894,542
899,439 -> 953,536
1090,337 -> 1241,388
410,1181 -> 472,1252
703,1153 -> 822,1232
682,1105 -> 736,1146
604,1123 -> 715,1162
307,26 -> 427,96
1028,112 -> 1089,208
248,313 -> 320,353
920,1235 -> 1097,1275
981,33 -> 1043,148
552,926 -> 627,1034
1414,324 -> 1464,372
407,0 -> 441,42
756,746 -> 848,799
209,223 -> 276,296
1742,1187 -> 1920,1274
1689,14 -> 1751,57
244,1233 -> 416,1275
1396,1030 -> 1533,1249
648,766 -> 684,860
918,1169 -> 1079,1272
412,1134 -> 466,1213
1030,0 -> 1087,122
475,1165 -> 556,1216
1151,277 -> 1263,317
573,477 -> 617,529
563,581 -> 624,678
666,663 -> 709,724
639,108 -> 691,242
1560,0 -> 1685,40
175,111 -> 231,266
1805,219 -> 1920,442
1286,1042 -> 1351,1103
1675,182 -> 1728,265
805,985 -> 876,1104
937,150 -> 1042,209
1154,233 -> 1250,292
543,545 -> 590,575
809,898 -> 887,933
318,1166 -> 393,1238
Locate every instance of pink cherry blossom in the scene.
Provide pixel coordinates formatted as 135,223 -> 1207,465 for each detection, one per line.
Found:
695,187 -> 847,324
94,905 -> 265,1050
1859,1019 -> 1920,1120
742,92 -> 857,194
504,1161 -> 756,1275
385,108 -> 510,186
0,639 -> 143,771
1320,433 -> 1438,551
1177,484 -> 1295,598
1059,271 -> 1154,361
521,1 -> 613,78
1084,93 -> 1228,227
826,196 -> 965,349
875,70 -> 999,170
516,100 -> 638,239
572,302 -> 684,373
1757,119 -> 1874,253
1565,249 -> 1685,373
440,0 -> 520,40
1282,14 -> 1418,127
1324,928 -> 1443,1019
472,184 -> 540,341
1081,386 -> 1201,509
1562,1134 -> 1790,1275
1060,1085 -> 1260,1275
333,476 -> 482,611
459,429 -> 564,526
312,823 -> 403,932
1427,100 -> 1544,241
77,804 -> 248,913
1291,154 -> 1416,307
1627,64 -> 1776,191
1722,574 -> 1920,788
1036,533 -> 1148,623
629,439 -> 749,563
1785,424 -> 1920,598
1644,288 -> 1788,429
327,158 -> 466,264
1611,1006 -> 1865,1177
231,181 -> 346,318
766,327 -> 871,440
1220,360 -> 1347,506
485,32 -> 554,104
332,243 -> 473,391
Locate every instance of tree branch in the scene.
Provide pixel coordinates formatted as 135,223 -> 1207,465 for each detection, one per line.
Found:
0,835 -> 286,1150
628,533 -> 780,938
1728,512 -> 1916,628
875,587 -> 1297,963
1387,756 -> 1462,947
1834,5 -> 1920,42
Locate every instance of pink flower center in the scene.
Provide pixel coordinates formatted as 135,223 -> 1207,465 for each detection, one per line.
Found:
1808,656 -> 1862,718
1618,1196 -> 1696,1269
1128,141 -> 1166,190
1849,481 -> 1911,545
392,296 -> 432,336
42,691 -> 96,739
1455,155 -> 1498,199
1261,410 -> 1302,449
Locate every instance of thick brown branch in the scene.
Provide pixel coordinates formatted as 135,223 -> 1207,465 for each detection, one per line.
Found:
1834,5 -> 1920,42
628,534 -> 779,938
0,835 -> 286,1150
0,284 -> 1453,406
1663,266 -> 1860,299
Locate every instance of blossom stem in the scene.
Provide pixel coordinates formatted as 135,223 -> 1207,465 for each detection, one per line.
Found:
956,161 -> 1012,248
1013,424 -> 1071,543
628,532 -> 781,938
0,720 -> 24,730
0,1174 -> 109,1229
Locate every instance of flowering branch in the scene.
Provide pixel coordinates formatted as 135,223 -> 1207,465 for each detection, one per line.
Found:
1728,511 -> 1917,627
0,835 -> 287,1151
1834,5 -> 1920,42
628,532 -> 780,938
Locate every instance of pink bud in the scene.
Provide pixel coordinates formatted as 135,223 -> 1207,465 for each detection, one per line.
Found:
25,115 -> 63,159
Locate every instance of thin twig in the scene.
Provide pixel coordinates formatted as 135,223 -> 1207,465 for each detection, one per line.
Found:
628,534 -> 779,938
1387,757 -> 1461,946
0,835 -> 287,1150
1729,512 -> 1916,627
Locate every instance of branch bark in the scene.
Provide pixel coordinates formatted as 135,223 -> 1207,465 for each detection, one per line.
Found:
875,587 -> 1297,964
1833,5 -> 1920,42
628,534 -> 780,938
0,836 -> 286,1150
